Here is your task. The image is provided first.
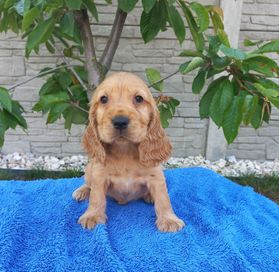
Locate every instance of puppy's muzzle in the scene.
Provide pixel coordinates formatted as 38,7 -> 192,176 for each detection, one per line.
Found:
112,115 -> 130,130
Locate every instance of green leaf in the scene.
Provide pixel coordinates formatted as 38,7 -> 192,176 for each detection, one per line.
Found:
140,2 -> 166,43
219,44 -> 247,60
179,0 -> 204,51
207,35 -> 221,55
26,17 -> 55,56
254,40 -> 279,54
159,104 -> 172,128
35,92 -> 70,113
118,0 -> 138,12
70,85 -> 89,103
0,113 -> 7,147
142,0 -> 156,13
24,0 -> 31,13
190,2 -> 209,32
0,87 -> 12,112
253,83 -> 279,98
199,88 -> 216,119
166,0 -> 176,5
45,41 -> 55,53
243,39 -> 263,47
251,103 -> 263,129
56,71 -> 72,90
60,12 -> 75,38
179,50 -> 203,57
10,101 -> 27,129
212,55 -> 231,70
206,67 -> 220,79
168,98 -> 180,113
83,0 -> 98,22
269,97 -> 279,109
63,107 -> 88,129
22,7 -> 40,31
162,98 -> 180,116
39,78 -> 61,96
210,9 -> 224,33
192,69 -> 207,94
263,102 -> 271,124
167,6 -> 185,44
222,96 -> 244,144
242,95 -> 259,126
47,102 -> 70,124
145,68 -> 163,92
243,56 -> 278,77
179,57 -> 205,74
4,0 -> 16,9
199,76 -> 227,118
65,0 -> 82,10
217,29 -> 230,47
209,79 -> 234,126
257,78 -> 279,90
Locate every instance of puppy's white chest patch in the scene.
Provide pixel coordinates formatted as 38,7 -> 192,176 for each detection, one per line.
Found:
107,177 -> 147,204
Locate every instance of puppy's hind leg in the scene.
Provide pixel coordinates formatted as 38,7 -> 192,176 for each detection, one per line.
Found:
72,185 -> 91,201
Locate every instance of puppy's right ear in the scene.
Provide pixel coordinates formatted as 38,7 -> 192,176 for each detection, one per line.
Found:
82,105 -> 106,163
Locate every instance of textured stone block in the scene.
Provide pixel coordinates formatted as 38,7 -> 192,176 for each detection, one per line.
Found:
61,143 -> 83,154
266,140 -> 279,159
165,128 -> 185,137
0,57 -> 25,76
2,141 -> 30,154
227,150 -> 266,160
13,87 -> 39,102
243,4 -> 279,15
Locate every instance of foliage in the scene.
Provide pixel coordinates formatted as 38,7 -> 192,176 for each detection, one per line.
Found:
0,0 -> 278,147
33,65 -> 89,129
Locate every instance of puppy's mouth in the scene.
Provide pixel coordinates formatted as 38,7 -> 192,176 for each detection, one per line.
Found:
112,129 -> 130,141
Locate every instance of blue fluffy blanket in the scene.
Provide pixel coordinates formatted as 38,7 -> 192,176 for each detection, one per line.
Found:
0,167 -> 278,272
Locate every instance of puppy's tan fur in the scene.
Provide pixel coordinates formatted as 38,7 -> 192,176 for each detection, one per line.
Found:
73,72 -> 185,232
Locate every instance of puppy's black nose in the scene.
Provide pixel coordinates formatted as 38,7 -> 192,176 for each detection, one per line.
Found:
112,115 -> 129,130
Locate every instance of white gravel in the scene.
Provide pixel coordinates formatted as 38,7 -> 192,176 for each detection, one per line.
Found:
0,152 -> 279,176
0,152 -> 279,177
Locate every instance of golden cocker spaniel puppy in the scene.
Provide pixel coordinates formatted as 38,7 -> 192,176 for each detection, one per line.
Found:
73,72 -> 185,232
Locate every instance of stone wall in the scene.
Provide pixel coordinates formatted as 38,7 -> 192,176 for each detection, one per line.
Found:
226,0 -> 279,160
0,0 -> 278,160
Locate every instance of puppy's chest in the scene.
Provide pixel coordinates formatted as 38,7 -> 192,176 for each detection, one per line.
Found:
107,174 -> 148,203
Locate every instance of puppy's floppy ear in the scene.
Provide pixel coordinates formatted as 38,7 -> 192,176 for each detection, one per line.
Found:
82,104 -> 106,163
139,106 -> 172,167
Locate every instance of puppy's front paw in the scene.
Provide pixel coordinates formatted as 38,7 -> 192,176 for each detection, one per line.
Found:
78,211 -> 107,230
72,186 -> 90,201
156,213 -> 185,232
143,193 -> 154,204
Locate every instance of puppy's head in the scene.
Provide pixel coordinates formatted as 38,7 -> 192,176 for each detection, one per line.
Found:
83,72 -> 172,167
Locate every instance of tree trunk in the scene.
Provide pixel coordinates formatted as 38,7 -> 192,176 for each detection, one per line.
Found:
74,8 -> 127,98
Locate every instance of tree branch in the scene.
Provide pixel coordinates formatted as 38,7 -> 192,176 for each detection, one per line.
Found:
148,69 -> 180,88
100,8 -> 127,71
8,64 -> 72,91
74,9 -> 102,91
50,41 -> 89,92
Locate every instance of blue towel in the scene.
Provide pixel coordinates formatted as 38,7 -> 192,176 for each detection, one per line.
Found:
0,167 -> 278,272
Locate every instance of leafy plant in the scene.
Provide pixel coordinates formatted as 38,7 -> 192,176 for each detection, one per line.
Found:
0,0 -> 278,147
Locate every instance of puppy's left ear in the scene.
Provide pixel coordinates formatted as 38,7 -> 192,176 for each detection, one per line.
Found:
139,107 -> 172,167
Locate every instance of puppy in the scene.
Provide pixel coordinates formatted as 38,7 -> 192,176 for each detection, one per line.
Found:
73,72 -> 185,232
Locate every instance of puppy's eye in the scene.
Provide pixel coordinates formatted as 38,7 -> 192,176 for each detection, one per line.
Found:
135,95 -> 144,104
100,96 -> 108,104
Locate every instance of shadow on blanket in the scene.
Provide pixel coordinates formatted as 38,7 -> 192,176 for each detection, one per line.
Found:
0,167 -> 278,272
